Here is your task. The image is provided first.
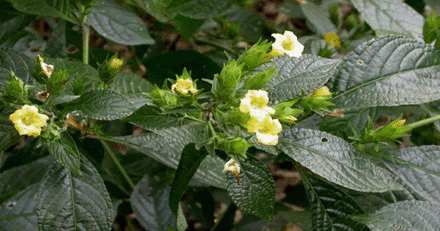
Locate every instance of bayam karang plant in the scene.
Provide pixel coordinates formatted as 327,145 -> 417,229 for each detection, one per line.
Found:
2,0 -> 440,230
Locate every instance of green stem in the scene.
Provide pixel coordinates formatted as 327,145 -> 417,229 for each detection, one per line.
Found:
99,140 -> 135,190
81,12 -> 89,65
404,113 -> 440,130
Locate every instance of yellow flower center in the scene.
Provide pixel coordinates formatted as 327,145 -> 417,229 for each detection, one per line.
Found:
281,39 -> 294,51
249,95 -> 268,109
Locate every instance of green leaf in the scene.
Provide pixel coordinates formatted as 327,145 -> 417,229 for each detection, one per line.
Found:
107,126 -> 226,188
0,184 -> 39,230
131,175 -> 176,231
260,54 -> 341,102
382,146 -> 440,203
223,6 -> 265,43
278,128 -> 401,192
350,0 -> 424,40
169,0 -> 236,19
69,89 -> 136,120
43,18 -> 66,58
0,48 -> 35,88
225,155 -> 276,221
110,72 -> 154,109
0,14 -> 33,47
331,35 -> 440,109
169,144 -> 208,214
129,0 -> 174,23
295,163 -> 369,231
352,201 -> 440,230
0,113 -> 20,153
36,155 -> 113,231
176,203 -> 188,231
300,2 -> 337,35
0,156 -> 53,204
173,14 -> 205,37
46,132 -> 81,176
87,0 -> 155,45
123,105 -> 182,131
7,0 -> 77,23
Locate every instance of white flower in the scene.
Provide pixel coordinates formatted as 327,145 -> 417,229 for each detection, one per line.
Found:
271,31 -> 304,58
247,115 -> 282,146
239,90 -> 275,121
171,79 -> 198,95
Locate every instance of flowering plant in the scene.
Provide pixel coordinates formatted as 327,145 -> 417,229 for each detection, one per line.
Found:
1,0 -> 440,231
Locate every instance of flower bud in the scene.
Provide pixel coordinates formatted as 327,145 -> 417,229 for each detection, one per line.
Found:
312,86 -> 332,99
324,32 -> 341,49
150,85 -> 179,109
223,159 -> 241,186
237,40 -> 272,71
4,73 -> 28,101
243,67 -> 276,90
221,137 -> 253,157
213,60 -> 243,98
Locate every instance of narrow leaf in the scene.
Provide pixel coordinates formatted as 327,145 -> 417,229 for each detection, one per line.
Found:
278,128 -> 401,192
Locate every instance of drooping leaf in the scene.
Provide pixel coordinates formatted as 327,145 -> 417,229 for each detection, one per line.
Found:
381,146 -> 440,203
350,0 -> 424,40
87,0 -> 155,45
110,72 -> 154,109
330,35 -> 440,109
169,144 -> 208,214
300,2 -> 337,35
131,175 -> 176,231
295,163 -> 369,231
225,155 -> 276,221
0,156 -> 53,204
0,48 -> 34,88
123,105 -> 182,131
37,156 -> 113,231
46,132 -> 81,176
69,89 -> 136,120
278,128 -> 401,192
7,0 -> 77,23
352,201 -> 440,230
0,184 -> 39,230
261,54 -> 341,102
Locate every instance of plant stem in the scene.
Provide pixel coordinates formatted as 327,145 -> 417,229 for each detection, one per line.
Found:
81,9 -> 89,65
404,113 -> 440,130
99,140 -> 135,190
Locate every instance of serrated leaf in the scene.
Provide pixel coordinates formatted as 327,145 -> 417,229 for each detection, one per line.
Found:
0,48 -> 35,88
278,128 -> 401,192
300,2 -> 337,35
0,156 -> 53,204
123,105 -> 182,131
350,0 -> 423,40
46,132 -> 81,176
382,146 -> 440,203
295,163 -> 369,231
225,155 -> 276,221
169,0 -> 236,19
8,0 -> 77,23
131,175 -> 176,231
70,89 -> 136,120
87,0 -> 155,45
37,155 -> 113,231
169,144 -> 208,214
352,201 -> 440,230
331,35 -> 440,109
261,55 -> 341,102
0,184 -> 39,231
110,72 -> 154,108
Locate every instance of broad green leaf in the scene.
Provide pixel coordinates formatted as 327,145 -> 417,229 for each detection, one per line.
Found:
296,163 -> 369,231
123,105 -> 182,131
37,156 -> 113,231
131,175 -> 176,231
331,35 -> 440,109
382,146 -> 440,203
110,72 -> 154,109
173,14 -> 205,37
43,18 -> 66,58
278,128 -> 401,192
46,132 -> 81,176
107,126 -> 226,188
223,6 -> 265,43
0,48 -> 34,87
87,0 -> 155,45
129,0 -> 174,23
169,0 -> 236,19
350,0 -> 423,40
352,201 -> 440,230
0,14 -> 32,47
0,156 -> 53,204
7,0 -> 77,23
0,113 -> 20,153
69,89 -> 136,120
169,144 -> 208,214
300,2 -> 337,35
261,55 -> 341,102
225,155 -> 276,221
0,184 -> 39,230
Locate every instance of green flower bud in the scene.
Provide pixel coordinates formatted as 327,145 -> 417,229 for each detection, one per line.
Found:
221,137 -> 253,157
365,118 -> 410,143
243,67 -> 276,90
273,99 -> 303,123
4,73 -> 28,101
300,87 -> 334,113
47,70 -> 70,94
237,40 -> 272,71
213,60 -> 243,98
423,10 -> 440,44
149,85 -> 178,109
344,14 -> 359,31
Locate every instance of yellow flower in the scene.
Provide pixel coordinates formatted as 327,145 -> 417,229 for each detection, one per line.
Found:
247,115 -> 282,146
324,31 -> 341,49
284,116 -> 298,123
108,56 -> 124,70
312,86 -> 332,99
37,54 -> 54,78
9,105 -> 49,137
171,79 -> 199,95
239,90 -> 275,121
271,31 -> 304,58
223,159 -> 241,186
390,119 -> 406,128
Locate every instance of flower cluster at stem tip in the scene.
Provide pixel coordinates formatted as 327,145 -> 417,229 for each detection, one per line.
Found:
9,105 -> 49,137
239,90 -> 282,146
171,78 -> 199,96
